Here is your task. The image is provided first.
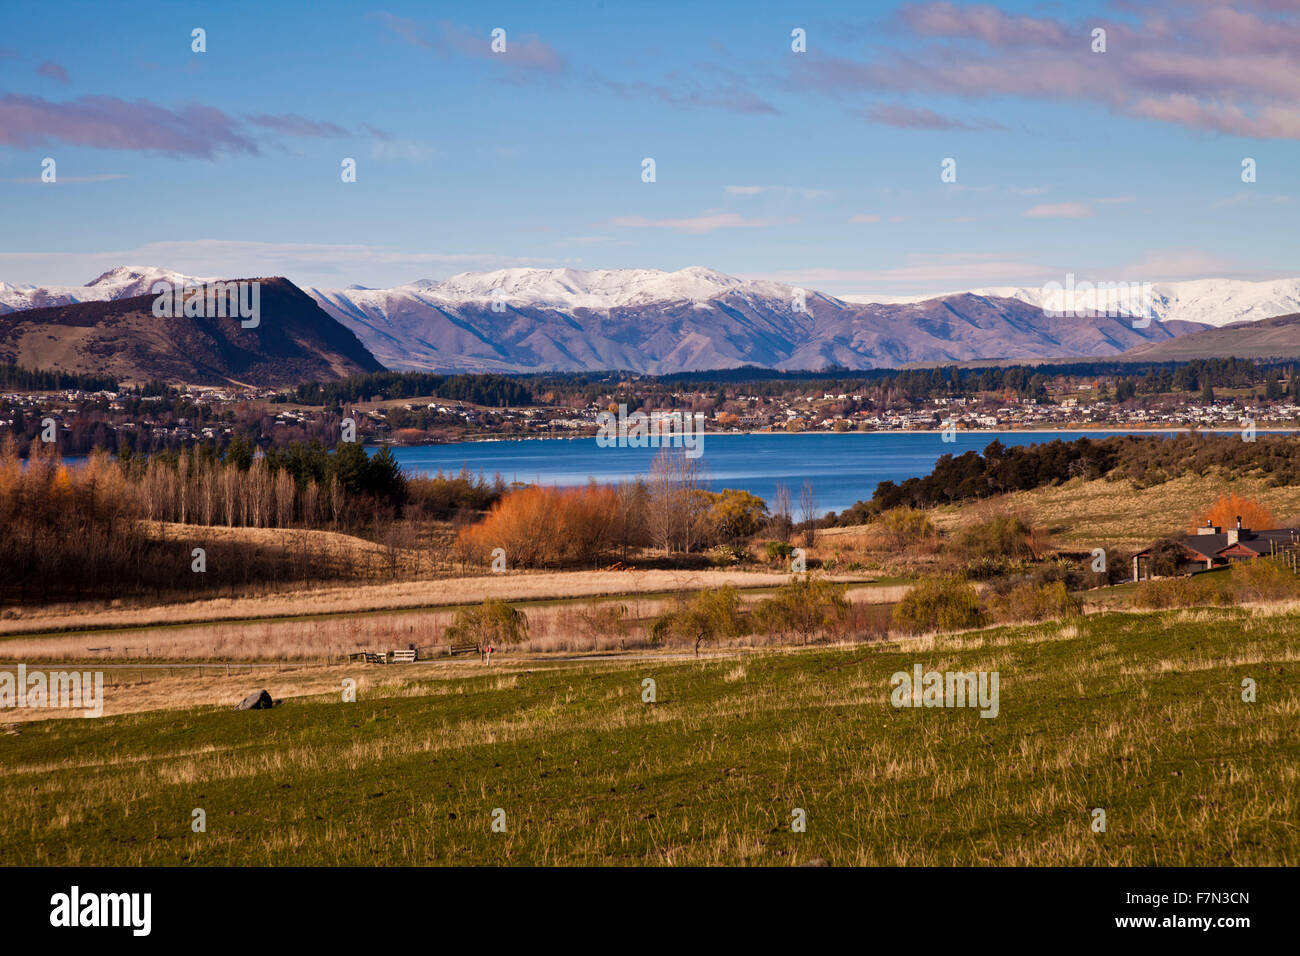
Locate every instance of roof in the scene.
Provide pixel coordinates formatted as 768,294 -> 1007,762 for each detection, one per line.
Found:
1135,528 -> 1300,560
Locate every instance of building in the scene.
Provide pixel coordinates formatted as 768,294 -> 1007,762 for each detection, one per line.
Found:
1131,517 -> 1300,581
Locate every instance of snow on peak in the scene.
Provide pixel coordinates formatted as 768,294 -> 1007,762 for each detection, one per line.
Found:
415,266 -> 795,309
844,276 -> 1300,327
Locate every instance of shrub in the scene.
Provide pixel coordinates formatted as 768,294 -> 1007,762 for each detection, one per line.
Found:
708,544 -> 748,566
764,540 -> 795,564
754,576 -> 850,644
892,576 -> 984,634
444,599 -> 529,646
878,505 -> 936,549
1230,560 -> 1300,602
563,601 -> 630,644
650,586 -> 743,655
986,580 -> 1082,624
455,483 -> 621,568
1129,575 -> 1234,609
955,515 -> 1035,560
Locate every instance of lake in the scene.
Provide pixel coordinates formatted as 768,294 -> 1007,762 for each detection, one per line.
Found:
383,430 -> 1178,516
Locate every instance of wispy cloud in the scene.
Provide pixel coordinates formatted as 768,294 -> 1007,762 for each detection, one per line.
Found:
725,185 -> 827,199
245,114 -> 348,138
373,14 -> 565,73
598,75 -> 777,115
0,94 -> 258,157
36,61 -> 69,84
788,1 -> 1300,140
861,103 -> 1004,130
1024,202 -> 1092,218
610,211 -> 795,233
0,94 -> 372,157
9,172 -> 126,184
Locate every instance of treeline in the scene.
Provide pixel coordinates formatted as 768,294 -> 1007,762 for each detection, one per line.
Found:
0,444 -> 348,606
0,437 -> 509,606
558,357 -> 1300,405
834,433 -> 1300,520
0,362 -> 118,392
283,372 -> 534,408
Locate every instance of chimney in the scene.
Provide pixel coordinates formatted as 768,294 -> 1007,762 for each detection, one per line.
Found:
1196,519 -> 1221,536
1227,516 -> 1243,546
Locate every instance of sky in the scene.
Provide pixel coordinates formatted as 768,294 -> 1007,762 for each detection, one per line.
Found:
1,0 -> 1297,296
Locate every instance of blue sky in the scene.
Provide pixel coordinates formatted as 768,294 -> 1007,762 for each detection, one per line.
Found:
1,0 -> 1297,294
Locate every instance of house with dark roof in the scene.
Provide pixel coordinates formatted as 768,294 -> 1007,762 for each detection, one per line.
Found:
1131,517 -> 1300,582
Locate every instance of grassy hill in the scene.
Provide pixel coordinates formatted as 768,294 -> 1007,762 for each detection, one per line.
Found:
2,604 -> 1295,865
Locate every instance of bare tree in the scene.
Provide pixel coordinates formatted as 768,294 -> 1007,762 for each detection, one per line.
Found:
772,481 -> 793,542
646,449 -> 711,554
798,480 -> 818,547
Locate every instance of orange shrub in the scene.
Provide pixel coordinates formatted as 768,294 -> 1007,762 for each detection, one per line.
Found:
456,483 -> 620,568
1197,493 -> 1275,531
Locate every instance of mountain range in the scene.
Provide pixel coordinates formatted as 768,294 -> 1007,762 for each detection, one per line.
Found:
2,266 -> 1298,378
0,276 -> 382,386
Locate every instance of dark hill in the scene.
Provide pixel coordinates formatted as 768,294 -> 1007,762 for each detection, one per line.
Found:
0,277 -> 384,386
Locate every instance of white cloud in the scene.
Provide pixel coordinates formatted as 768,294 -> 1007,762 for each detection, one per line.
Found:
1024,202 -> 1092,218
610,211 -> 795,233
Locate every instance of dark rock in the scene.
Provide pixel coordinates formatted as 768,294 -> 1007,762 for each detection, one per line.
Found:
236,689 -> 274,710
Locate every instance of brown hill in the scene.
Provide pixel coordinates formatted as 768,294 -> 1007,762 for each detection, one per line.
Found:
0,277 -> 384,386
1118,312 -> 1300,362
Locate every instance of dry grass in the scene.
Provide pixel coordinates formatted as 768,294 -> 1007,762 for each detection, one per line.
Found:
930,474 -> 1300,549
0,583 -> 907,664
0,568 -> 872,638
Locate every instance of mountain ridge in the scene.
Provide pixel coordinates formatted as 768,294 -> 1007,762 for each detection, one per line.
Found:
6,265 -> 1296,376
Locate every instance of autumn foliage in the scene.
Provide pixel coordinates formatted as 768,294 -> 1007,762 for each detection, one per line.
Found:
456,483 -> 622,567
1197,493 -> 1275,532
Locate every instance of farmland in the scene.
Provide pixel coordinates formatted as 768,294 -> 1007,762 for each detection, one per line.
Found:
2,603 -> 1295,866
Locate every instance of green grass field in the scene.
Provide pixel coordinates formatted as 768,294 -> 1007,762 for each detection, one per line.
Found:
2,605 -> 1296,866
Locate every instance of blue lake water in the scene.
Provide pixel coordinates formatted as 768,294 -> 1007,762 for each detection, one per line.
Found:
383,431 -> 1178,516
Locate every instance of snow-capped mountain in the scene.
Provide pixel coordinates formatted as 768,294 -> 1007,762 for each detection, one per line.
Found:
0,266 -> 210,314
301,267 -> 1202,373
842,277 -> 1300,329
5,265 -> 1296,374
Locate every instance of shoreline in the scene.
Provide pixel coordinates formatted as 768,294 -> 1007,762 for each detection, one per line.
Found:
381,425 -> 1299,446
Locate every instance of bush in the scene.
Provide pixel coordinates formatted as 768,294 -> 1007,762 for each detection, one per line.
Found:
1074,547 -> 1128,588
1230,560 -> 1300,603
764,540 -> 795,564
878,506 -> 936,549
650,586 -> 743,655
955,514 -> 1036,560
564,601 -> 630,645
708,544 -> 749,566
444,599 -> 529,646
986,580 -> 1082,624
892,576 -> 984,634
455,483 -> 622,568
754,576 -> 850,644
1129,575 -> 1234,609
